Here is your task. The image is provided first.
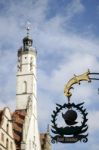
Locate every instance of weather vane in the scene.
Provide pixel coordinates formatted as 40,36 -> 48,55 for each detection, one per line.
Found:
51,70 -> 99,144
26,21 -> 31,37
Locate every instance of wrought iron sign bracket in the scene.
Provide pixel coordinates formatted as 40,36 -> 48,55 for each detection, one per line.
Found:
51,70 -> 99,144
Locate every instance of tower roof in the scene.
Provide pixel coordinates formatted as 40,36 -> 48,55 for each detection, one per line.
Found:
23,22 -> 33,49
23,35 -> 33,47
18,24 -> 37,57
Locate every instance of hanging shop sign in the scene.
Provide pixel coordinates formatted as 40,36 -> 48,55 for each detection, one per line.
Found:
51,70 -> 99,144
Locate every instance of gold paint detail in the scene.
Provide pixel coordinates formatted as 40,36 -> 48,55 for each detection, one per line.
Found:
64,70 -> 91,98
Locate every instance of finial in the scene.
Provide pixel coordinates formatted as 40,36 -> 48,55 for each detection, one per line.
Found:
26,21 -> 31,37
47,124 -> 50,134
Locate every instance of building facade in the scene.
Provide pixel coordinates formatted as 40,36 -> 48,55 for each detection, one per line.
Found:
0,108 -> 16,150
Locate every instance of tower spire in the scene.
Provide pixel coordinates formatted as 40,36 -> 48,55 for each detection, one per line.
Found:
22,22 -> 33,50
26,21 -> 31,37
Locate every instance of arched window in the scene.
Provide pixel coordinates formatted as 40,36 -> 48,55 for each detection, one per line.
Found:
23,81 -> 27,93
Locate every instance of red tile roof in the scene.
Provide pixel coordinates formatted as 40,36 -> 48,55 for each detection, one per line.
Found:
12,110 -> 27,150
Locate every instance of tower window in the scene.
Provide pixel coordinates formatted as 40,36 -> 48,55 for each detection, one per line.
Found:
23,81 -> 27,93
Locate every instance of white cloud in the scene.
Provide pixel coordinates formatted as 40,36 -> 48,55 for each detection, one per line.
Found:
38,53 -> 99,93
88,111 -> 99,133
91,144 -> 99,150
65,0 -> 85,21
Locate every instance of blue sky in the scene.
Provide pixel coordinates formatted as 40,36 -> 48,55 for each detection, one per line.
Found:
0,0 -> 99,149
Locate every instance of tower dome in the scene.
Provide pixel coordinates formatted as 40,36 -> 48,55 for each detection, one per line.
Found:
23,24 -> 33,51
23,35 -> 33,50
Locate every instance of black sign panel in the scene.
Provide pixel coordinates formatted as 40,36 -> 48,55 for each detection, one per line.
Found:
51,103 -> 88,144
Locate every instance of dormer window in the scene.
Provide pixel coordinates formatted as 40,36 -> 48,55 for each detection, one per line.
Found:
6,139 -> 9,149
7,123 -> 9,133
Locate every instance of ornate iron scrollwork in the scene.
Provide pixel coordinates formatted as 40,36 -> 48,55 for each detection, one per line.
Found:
51,102 -> 88,143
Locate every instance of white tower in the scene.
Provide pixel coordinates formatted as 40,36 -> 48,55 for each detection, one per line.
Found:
16,27 -> 37,110
16,27 -> 41,150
